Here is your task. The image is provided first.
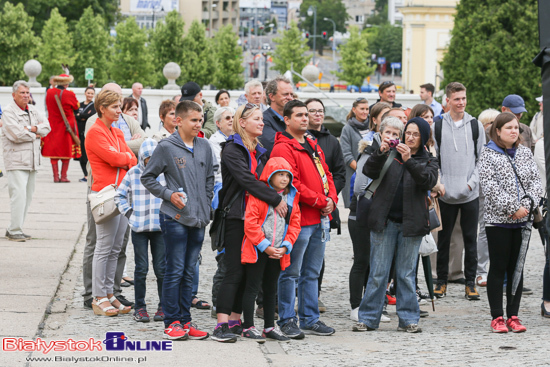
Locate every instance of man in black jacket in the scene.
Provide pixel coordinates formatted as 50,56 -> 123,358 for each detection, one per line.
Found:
130,82 -> 149,130
370,81 -> 403,110
260,76 -> 294,154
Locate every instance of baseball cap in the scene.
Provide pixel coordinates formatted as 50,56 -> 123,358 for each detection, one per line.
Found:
502,94 -> 527,114
536,95 -> 543,102
180,82 -> 201,101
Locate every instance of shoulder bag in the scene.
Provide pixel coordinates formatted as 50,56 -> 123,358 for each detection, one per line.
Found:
506,154 -> 542,228
88,136 -> 122,224
209,191 -> 241,251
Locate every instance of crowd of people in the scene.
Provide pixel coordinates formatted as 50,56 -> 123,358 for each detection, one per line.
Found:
1,74 -> 548,341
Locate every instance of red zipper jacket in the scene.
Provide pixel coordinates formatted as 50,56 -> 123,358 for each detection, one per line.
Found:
270,131 -> 337,226
241,157 -> 301,270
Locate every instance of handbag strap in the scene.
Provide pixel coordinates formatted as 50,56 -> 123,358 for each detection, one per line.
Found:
505,153 -> 534,211
364,149 -> 397,199
223,191 -> 241,214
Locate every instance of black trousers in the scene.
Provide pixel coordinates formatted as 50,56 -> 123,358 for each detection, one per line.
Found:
216,219 -> 246,316
436,199 -> 479,283
211,252 -> 226,308
348,215 -> 371,309
486,226 -> 524,319
242,251 -> 281,329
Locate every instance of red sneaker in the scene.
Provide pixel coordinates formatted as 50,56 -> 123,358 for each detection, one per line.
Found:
386,291 -> 396,305
184,321 -> 210,340
163,321 -> 189,340
491,316 -> 508,333
506,316 -> 527,333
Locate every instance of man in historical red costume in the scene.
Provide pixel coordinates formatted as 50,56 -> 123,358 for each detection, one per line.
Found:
42,73 -> 80,182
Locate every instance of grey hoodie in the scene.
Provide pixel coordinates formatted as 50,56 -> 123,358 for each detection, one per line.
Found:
433,111 -> 486,204
141,131 -> 215,228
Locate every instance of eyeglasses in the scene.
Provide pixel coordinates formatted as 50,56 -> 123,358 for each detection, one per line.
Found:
405,132 -> 420,138
356,98 -> 368,103
243,102 -> 257,114
380,81 -> 395,88
224,115 -> 233,120
308,109 -> 324,115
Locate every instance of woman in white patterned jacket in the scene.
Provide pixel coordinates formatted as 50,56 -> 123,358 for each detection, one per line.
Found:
479,112 -> 542,334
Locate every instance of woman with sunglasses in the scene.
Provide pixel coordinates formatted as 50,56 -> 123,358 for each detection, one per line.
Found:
213,103 -> 288,343
370,81 -> 402,110
340,98 -> 371,208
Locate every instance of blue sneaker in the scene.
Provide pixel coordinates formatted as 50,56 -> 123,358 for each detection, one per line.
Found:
280,319 -> 305,339
300,320 -> 335,336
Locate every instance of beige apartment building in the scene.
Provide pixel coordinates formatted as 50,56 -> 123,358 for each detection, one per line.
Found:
399,0 -> 458,94
119,0 -> 239,35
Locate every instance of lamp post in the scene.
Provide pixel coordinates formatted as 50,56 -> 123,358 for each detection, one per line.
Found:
323,17 -> 336,64
307,5 -> 317,64
152,5 -> 164,29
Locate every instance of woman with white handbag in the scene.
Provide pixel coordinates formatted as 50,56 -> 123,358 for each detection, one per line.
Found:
85,90 -> 137,316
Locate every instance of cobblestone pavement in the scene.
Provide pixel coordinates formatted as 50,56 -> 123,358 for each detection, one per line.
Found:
39,201 -> 550,367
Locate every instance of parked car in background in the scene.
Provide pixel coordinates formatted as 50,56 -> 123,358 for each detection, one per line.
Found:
346,83 -> 379,93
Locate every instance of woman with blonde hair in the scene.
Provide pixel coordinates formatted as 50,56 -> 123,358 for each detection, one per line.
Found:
86,89 -> 137,317
212,103 -> 288,342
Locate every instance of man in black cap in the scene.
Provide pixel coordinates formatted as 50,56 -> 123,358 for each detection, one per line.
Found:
501,94 -> 535,152
180,82 -> 217,138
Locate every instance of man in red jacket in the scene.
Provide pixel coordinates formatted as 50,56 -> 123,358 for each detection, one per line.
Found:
271,100 -> 338,339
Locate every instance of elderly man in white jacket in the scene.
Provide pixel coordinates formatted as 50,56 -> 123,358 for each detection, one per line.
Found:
2,80 -> 51,242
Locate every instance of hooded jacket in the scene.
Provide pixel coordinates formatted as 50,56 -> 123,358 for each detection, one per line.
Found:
141,132 -> 214,228
340,118 -> 370,207
432,111 -> 485,204
241,157 -> 301,270
219,133 -> 282,220
479,141 -> 542,225
363,140 -> 439,237
271,131 -> 338,226
201,99 -> 217,139
308,126 -> 346,194
115,139 -> 165,232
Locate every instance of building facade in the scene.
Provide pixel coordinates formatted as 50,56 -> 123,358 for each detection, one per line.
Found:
399,0 -> 458,93
119,0 -> 239,35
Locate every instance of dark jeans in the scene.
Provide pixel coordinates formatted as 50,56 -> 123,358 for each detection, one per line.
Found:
436,199 -> 479,283
348,215 -> 371,309
486,226 -> 524,319
131,230 -> 165,310
242,251 -> 281,329
159,213 -> 204,327
216,219 -> 246,316
211,251 -> 226,308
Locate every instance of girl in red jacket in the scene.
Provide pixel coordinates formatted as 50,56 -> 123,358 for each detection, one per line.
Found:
240,157 -> 301,343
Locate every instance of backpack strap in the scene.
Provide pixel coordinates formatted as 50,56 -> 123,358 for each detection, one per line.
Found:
434,116 -> 442,166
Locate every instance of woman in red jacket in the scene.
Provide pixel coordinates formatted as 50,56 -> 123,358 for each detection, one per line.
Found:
42,74 -> 80,182
240,157 -> 301,343
86,89 -> 137,317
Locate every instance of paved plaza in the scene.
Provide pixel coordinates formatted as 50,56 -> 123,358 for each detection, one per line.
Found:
1,150 -> 550,367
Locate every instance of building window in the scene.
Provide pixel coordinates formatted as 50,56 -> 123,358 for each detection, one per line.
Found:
355,15 -> 364,23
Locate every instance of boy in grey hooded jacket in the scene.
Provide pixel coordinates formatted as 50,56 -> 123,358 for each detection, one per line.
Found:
141,101 -> 214,340
432,82 -> 485,300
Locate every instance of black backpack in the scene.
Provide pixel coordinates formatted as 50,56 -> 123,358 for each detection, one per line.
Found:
434,115 -> 480,165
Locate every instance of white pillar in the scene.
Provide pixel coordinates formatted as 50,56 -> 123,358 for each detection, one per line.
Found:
388,0 -> 395,25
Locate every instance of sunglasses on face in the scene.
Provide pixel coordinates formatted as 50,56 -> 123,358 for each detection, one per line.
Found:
223,115 -> 233,120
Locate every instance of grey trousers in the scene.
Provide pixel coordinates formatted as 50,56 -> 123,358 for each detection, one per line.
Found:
92,212 -> 129,296
477,192 -> 489,277
82,194 -> 129,300
431,213 -> 465,280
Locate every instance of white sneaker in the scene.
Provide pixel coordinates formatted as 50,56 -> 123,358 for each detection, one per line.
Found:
350,307 -> 359,322
380,312 -> 390,323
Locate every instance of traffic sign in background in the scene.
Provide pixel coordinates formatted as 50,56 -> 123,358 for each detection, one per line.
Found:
391,62 -> 401,69
377,57 -> 386,65
85,68 -> 94,81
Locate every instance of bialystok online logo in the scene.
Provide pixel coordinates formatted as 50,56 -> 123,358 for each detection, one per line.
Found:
3,332 -> 173,354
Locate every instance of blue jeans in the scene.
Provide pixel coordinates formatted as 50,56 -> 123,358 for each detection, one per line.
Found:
191,253 -> 201,299
358,220 -> 422,329
278,223 -> 325,328
131,230 -> 165,311
159,213 -> 204,327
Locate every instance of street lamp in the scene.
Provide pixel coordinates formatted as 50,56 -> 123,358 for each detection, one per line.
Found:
152,5 -> 164,29
323,17 -> 336,64
307,5 -> 317,63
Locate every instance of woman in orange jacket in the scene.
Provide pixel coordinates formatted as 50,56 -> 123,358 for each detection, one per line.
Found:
240,157 -> 301,342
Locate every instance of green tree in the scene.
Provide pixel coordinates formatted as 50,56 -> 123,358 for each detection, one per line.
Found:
0,0 -> 118,34
37,8 -> 76,84
367,23 -> 402,66
334,26 -> 376,87
110,17 -> 156,88
270,21 -> 311,75
0,3 -> 40,86
213,25 -> 244,89
180,20 -> 217,86
441,0 -> 539,120
72,7 -> 111,87
300,0 -> 349,55
150,10 -> 186,88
